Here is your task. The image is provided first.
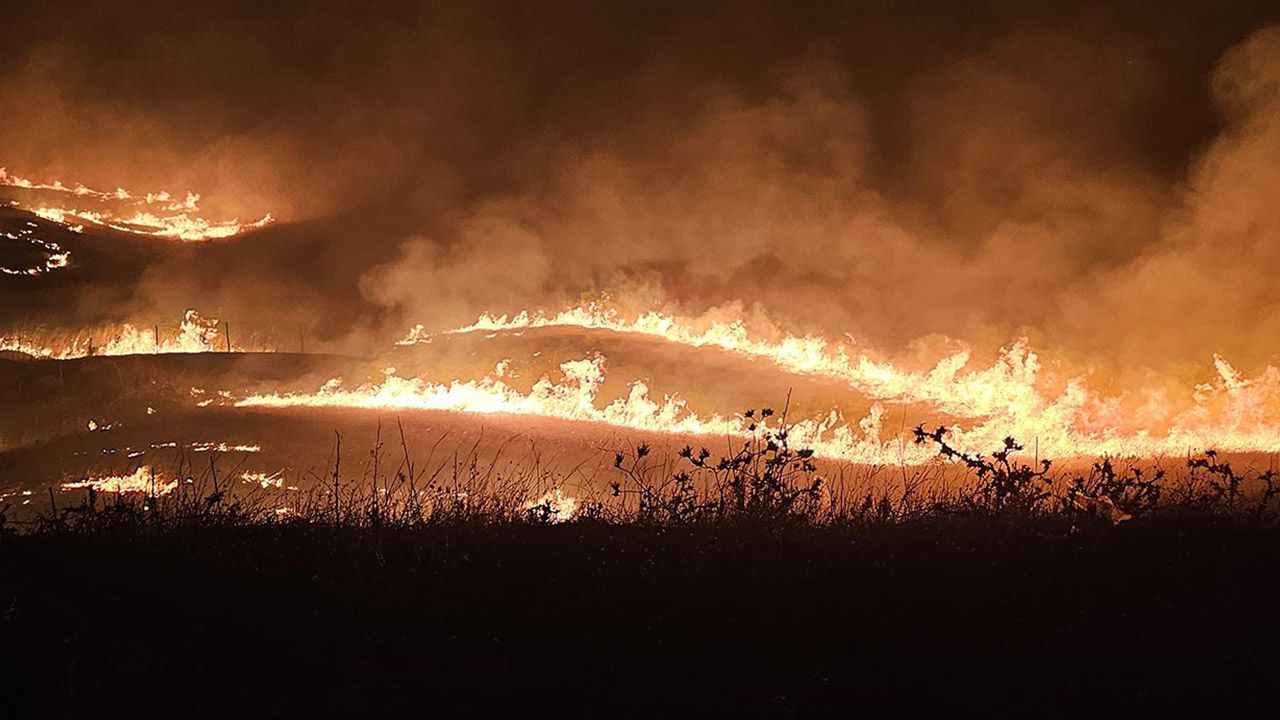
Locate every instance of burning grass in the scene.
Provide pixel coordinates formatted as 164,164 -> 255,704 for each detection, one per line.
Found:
0,309 -> 234,359
12,409 -> 1280,537
398,298 -> 1280,460
0,167 -> 274,241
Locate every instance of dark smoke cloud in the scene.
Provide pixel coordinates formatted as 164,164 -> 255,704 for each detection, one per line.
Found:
3,1 -> 1280,370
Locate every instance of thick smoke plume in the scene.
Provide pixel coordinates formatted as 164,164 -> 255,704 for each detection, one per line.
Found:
3,1 -> 1280,374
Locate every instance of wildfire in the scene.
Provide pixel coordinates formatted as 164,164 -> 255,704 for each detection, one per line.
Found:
306,301 -> 1280,462
242,471 -> 285,488
193,442 -> 262,453
1,224 -> 70,276
520,488 -> 579,522
62,466 -> 177,495
0,309 -> 235,359
402,300 -> 1046,420
229,356 -> 995,464
0,168 -> 273,241
239,356 -> 752,438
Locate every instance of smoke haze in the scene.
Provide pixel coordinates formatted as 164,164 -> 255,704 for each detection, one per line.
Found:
4,0 -> 1280,373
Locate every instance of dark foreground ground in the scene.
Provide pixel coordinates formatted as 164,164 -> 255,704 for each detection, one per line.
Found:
3,516 -> 1278,717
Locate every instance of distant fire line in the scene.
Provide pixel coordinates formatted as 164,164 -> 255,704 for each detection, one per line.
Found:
0,309 -> 246,359
0,167 -> 273,241
390,301 -> 1280,461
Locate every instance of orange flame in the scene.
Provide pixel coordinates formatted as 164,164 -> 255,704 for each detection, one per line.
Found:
402,300 -> 1046,418
1,220 -> 71,275
1,168 -> 273,241
230,357 -> 984,464
61,466 -> 177,495
1,309 -> 237,358
520,489 -> 580,522
382,302 -> 1280,461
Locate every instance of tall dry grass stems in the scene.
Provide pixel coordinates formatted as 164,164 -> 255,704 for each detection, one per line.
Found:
9,411 -> 1280,537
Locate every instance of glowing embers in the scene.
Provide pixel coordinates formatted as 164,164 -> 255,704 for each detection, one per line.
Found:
0,167 -> 273,241
192,441 -> 261,453
242,470 -> 284,489
1,222 -> 71,275
0,309 -> 237,359
96,440 -> 262,461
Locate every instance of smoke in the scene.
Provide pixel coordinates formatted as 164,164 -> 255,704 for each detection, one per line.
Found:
1060,25 -> 1280,371
3,1 -> 1280,372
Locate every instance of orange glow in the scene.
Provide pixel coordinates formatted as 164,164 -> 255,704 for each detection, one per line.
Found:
402,300 -> 1045,418
1,309 -> 240,358
229,357 -> 962,464
1,224 -> 70,275
389,301 -> 1280,462
61,466 -> 177,495
236,357 -> 909,462
520,489 -> 580,522
1,168 -> 273,241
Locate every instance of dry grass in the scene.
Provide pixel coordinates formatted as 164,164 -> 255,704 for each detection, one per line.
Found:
11,411 -> 1280,539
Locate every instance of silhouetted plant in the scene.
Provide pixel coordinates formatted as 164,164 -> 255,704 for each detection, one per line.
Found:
693,407 -> 823,520
609,407 -> 824,523
1188,450 -> 1245,507
1066,458 -> 1162,523
26,413 -> 1280,539
612,441 -> 713,523
913,425 -> 1052,514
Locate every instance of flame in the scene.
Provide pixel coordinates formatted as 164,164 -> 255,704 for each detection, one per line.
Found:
242,471 -> 284,488
235,350 -> 1280,463
0,309 -> 239,358
1,168 -> 272,241
403,300 -> 1046,419
398,301 -> 1280,461
241,356 -> 741,434
235,357 -> 953,464
62,466 -> 177,495
520,488 -> 579,522
1,224 -> 70,275
193,442 -> 261,453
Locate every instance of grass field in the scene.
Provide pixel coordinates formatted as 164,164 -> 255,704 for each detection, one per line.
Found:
4,427 -> 1280,716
